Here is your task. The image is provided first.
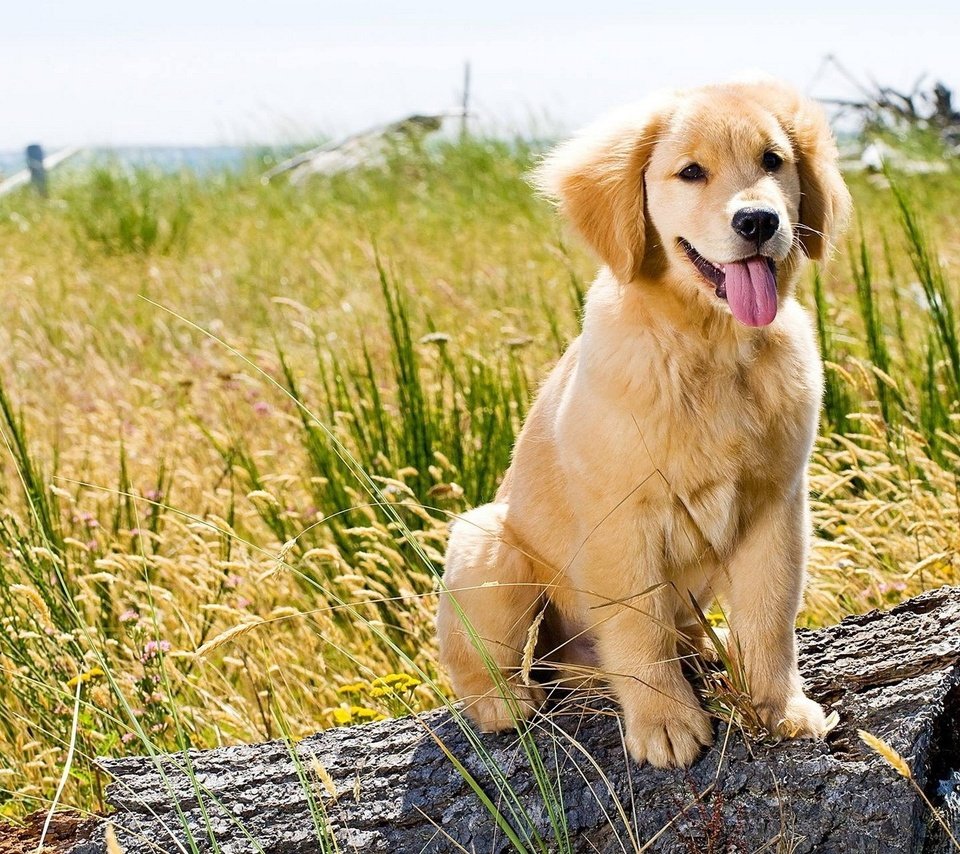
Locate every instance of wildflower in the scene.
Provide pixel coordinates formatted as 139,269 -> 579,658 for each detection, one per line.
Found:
120,732 -> 137,744
119,610 -> 139,623
141,639 -> 172,663
336,682 -> 368,695
66,667 -> 104,688
330,704 -> 385,726
253,401 -> 271,415
372,673 -> 421,691
331,707 -> 353,726
350,705 -> 385,721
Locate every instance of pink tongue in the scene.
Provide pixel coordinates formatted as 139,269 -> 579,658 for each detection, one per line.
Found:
723,257 -> 778,327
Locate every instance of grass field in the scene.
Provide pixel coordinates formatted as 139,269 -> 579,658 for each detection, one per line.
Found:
0,131 -> 958,829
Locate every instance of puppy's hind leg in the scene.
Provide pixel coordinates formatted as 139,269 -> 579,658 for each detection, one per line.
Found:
437,503 -> 546,731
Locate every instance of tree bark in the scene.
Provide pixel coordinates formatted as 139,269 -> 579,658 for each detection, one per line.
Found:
70,586 -> 960,854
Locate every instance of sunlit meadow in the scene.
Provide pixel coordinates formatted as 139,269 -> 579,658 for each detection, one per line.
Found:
0,130 -> 957,824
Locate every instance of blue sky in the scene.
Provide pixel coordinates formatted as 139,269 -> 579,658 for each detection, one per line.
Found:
2,1 -> 959,149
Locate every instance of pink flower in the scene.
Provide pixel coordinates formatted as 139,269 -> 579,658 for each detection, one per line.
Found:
119,610 -> 139,623
253,401 -> 271,415
141,639 -> 172,662
121,732 -> 137,744
879,581 -> 907,596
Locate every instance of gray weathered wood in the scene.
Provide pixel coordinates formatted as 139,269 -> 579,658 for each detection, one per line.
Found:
259,113 -> 458,185
70,586 -> 960,853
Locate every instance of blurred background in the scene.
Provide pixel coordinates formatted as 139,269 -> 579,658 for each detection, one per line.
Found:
3,0 -> 959,169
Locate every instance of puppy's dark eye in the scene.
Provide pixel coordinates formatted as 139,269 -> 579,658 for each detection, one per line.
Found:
762,151 -> 783,171
678,163 -> 706,181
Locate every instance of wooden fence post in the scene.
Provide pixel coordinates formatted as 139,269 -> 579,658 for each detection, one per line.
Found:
460,62 -> 471,140
26,144 -> 47,196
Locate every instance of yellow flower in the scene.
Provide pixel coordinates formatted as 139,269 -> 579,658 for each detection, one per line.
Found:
336,682 -> 368,695
371,673 -> 421,691
331,707 -> 353,725
350,705 -> 385,721
66,667 -> 104,688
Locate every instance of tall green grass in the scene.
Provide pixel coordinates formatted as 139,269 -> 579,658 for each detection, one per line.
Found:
816,176 -> 960,464
0,131 -> 957,849
63,166 -> 194,256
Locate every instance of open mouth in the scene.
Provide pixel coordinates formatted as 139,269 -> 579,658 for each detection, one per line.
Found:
678,238 -> 779,328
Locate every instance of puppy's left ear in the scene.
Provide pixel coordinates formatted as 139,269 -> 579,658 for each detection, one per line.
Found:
784,94 -> 853,260
533,98 -> 671,284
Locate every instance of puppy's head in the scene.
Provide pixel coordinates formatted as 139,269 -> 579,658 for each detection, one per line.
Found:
535,81 -> 851,328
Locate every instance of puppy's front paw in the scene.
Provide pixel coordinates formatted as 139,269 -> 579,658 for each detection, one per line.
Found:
757,692 -> 827,740
466,682 -> 546,732
625,702 -> 714,768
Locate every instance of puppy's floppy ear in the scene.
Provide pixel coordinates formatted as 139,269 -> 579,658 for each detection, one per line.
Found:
775,89 -> 852,260
533,98 -> 671,284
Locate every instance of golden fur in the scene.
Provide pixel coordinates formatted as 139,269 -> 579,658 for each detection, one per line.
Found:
436,79 -> 852,768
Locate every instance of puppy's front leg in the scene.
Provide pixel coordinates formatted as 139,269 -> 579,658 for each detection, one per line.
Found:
574,533 -> 713,768
727,485 -> 827,738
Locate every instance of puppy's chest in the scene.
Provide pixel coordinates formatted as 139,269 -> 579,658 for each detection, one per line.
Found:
643,371 -> 767,547
590,351 -> 779,472
566,347 -> 795,554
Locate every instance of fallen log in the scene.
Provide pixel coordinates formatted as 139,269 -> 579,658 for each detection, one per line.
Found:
69,586 -> 960,853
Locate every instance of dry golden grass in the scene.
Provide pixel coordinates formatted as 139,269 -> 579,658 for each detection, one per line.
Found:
0,137 -> 956,822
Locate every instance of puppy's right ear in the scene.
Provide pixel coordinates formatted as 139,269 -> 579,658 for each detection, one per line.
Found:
533,98 -> 671,284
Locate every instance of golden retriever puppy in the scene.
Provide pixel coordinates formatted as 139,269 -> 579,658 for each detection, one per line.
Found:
436,79 -> 851,768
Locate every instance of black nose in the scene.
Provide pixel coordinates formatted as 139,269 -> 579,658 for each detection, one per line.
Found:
731,207 -> 780,244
